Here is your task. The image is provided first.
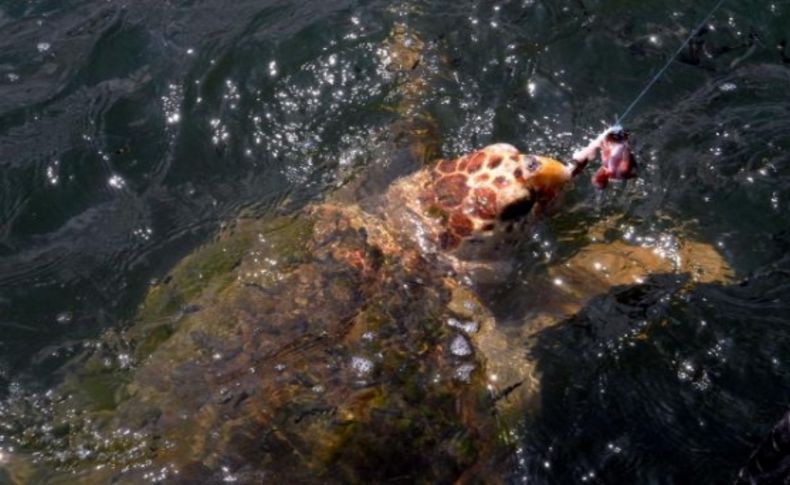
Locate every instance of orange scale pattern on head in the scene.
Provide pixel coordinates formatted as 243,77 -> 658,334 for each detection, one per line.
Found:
456,156 -> 469,171
474,173 -> 490,183
487,155 -> 503,169
434,174 -> 469,208
449,212 -> 474,237
513,168 -> 525,183
493,176 -> 509,189
437,158 -> 457,174
471,187 -> 498,220
466,152 -> 486,173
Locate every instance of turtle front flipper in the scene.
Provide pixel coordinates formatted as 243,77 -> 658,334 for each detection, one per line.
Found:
345,23 -> 445,205
381,23 -> 444,166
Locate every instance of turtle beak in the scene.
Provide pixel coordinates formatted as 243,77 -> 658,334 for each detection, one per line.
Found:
525,156 -> 572,201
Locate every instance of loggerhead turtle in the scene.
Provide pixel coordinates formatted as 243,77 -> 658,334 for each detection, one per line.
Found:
0,24 -> 732,485
1,153 -> 575,484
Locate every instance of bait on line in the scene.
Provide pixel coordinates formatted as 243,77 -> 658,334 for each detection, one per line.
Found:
572,0 -> 728,188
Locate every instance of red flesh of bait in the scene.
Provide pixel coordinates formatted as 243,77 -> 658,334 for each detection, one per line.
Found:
572,128 -> 637,189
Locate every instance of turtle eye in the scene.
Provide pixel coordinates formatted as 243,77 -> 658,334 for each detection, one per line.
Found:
526,157 -> 541,172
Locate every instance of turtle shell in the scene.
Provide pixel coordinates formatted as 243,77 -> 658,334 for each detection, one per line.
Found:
15,205 -> 501,484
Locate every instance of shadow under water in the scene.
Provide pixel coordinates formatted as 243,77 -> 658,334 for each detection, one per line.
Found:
520,257 -> 790,483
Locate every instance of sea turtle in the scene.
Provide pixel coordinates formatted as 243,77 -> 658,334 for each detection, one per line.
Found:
0,24 -> 732,484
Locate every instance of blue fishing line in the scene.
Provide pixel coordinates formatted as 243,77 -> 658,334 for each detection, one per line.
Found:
615,0 -> 727,126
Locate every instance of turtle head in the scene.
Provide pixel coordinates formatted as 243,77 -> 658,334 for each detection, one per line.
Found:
519,155 -> 572,204
412,144 -> 575,254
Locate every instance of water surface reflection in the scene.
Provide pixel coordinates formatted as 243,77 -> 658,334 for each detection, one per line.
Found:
0,0 -> 789,482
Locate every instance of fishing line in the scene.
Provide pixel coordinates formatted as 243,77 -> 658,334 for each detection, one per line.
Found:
615,0 -> 727,125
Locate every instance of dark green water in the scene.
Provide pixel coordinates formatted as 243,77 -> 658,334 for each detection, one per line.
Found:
1,0 -> 789,483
